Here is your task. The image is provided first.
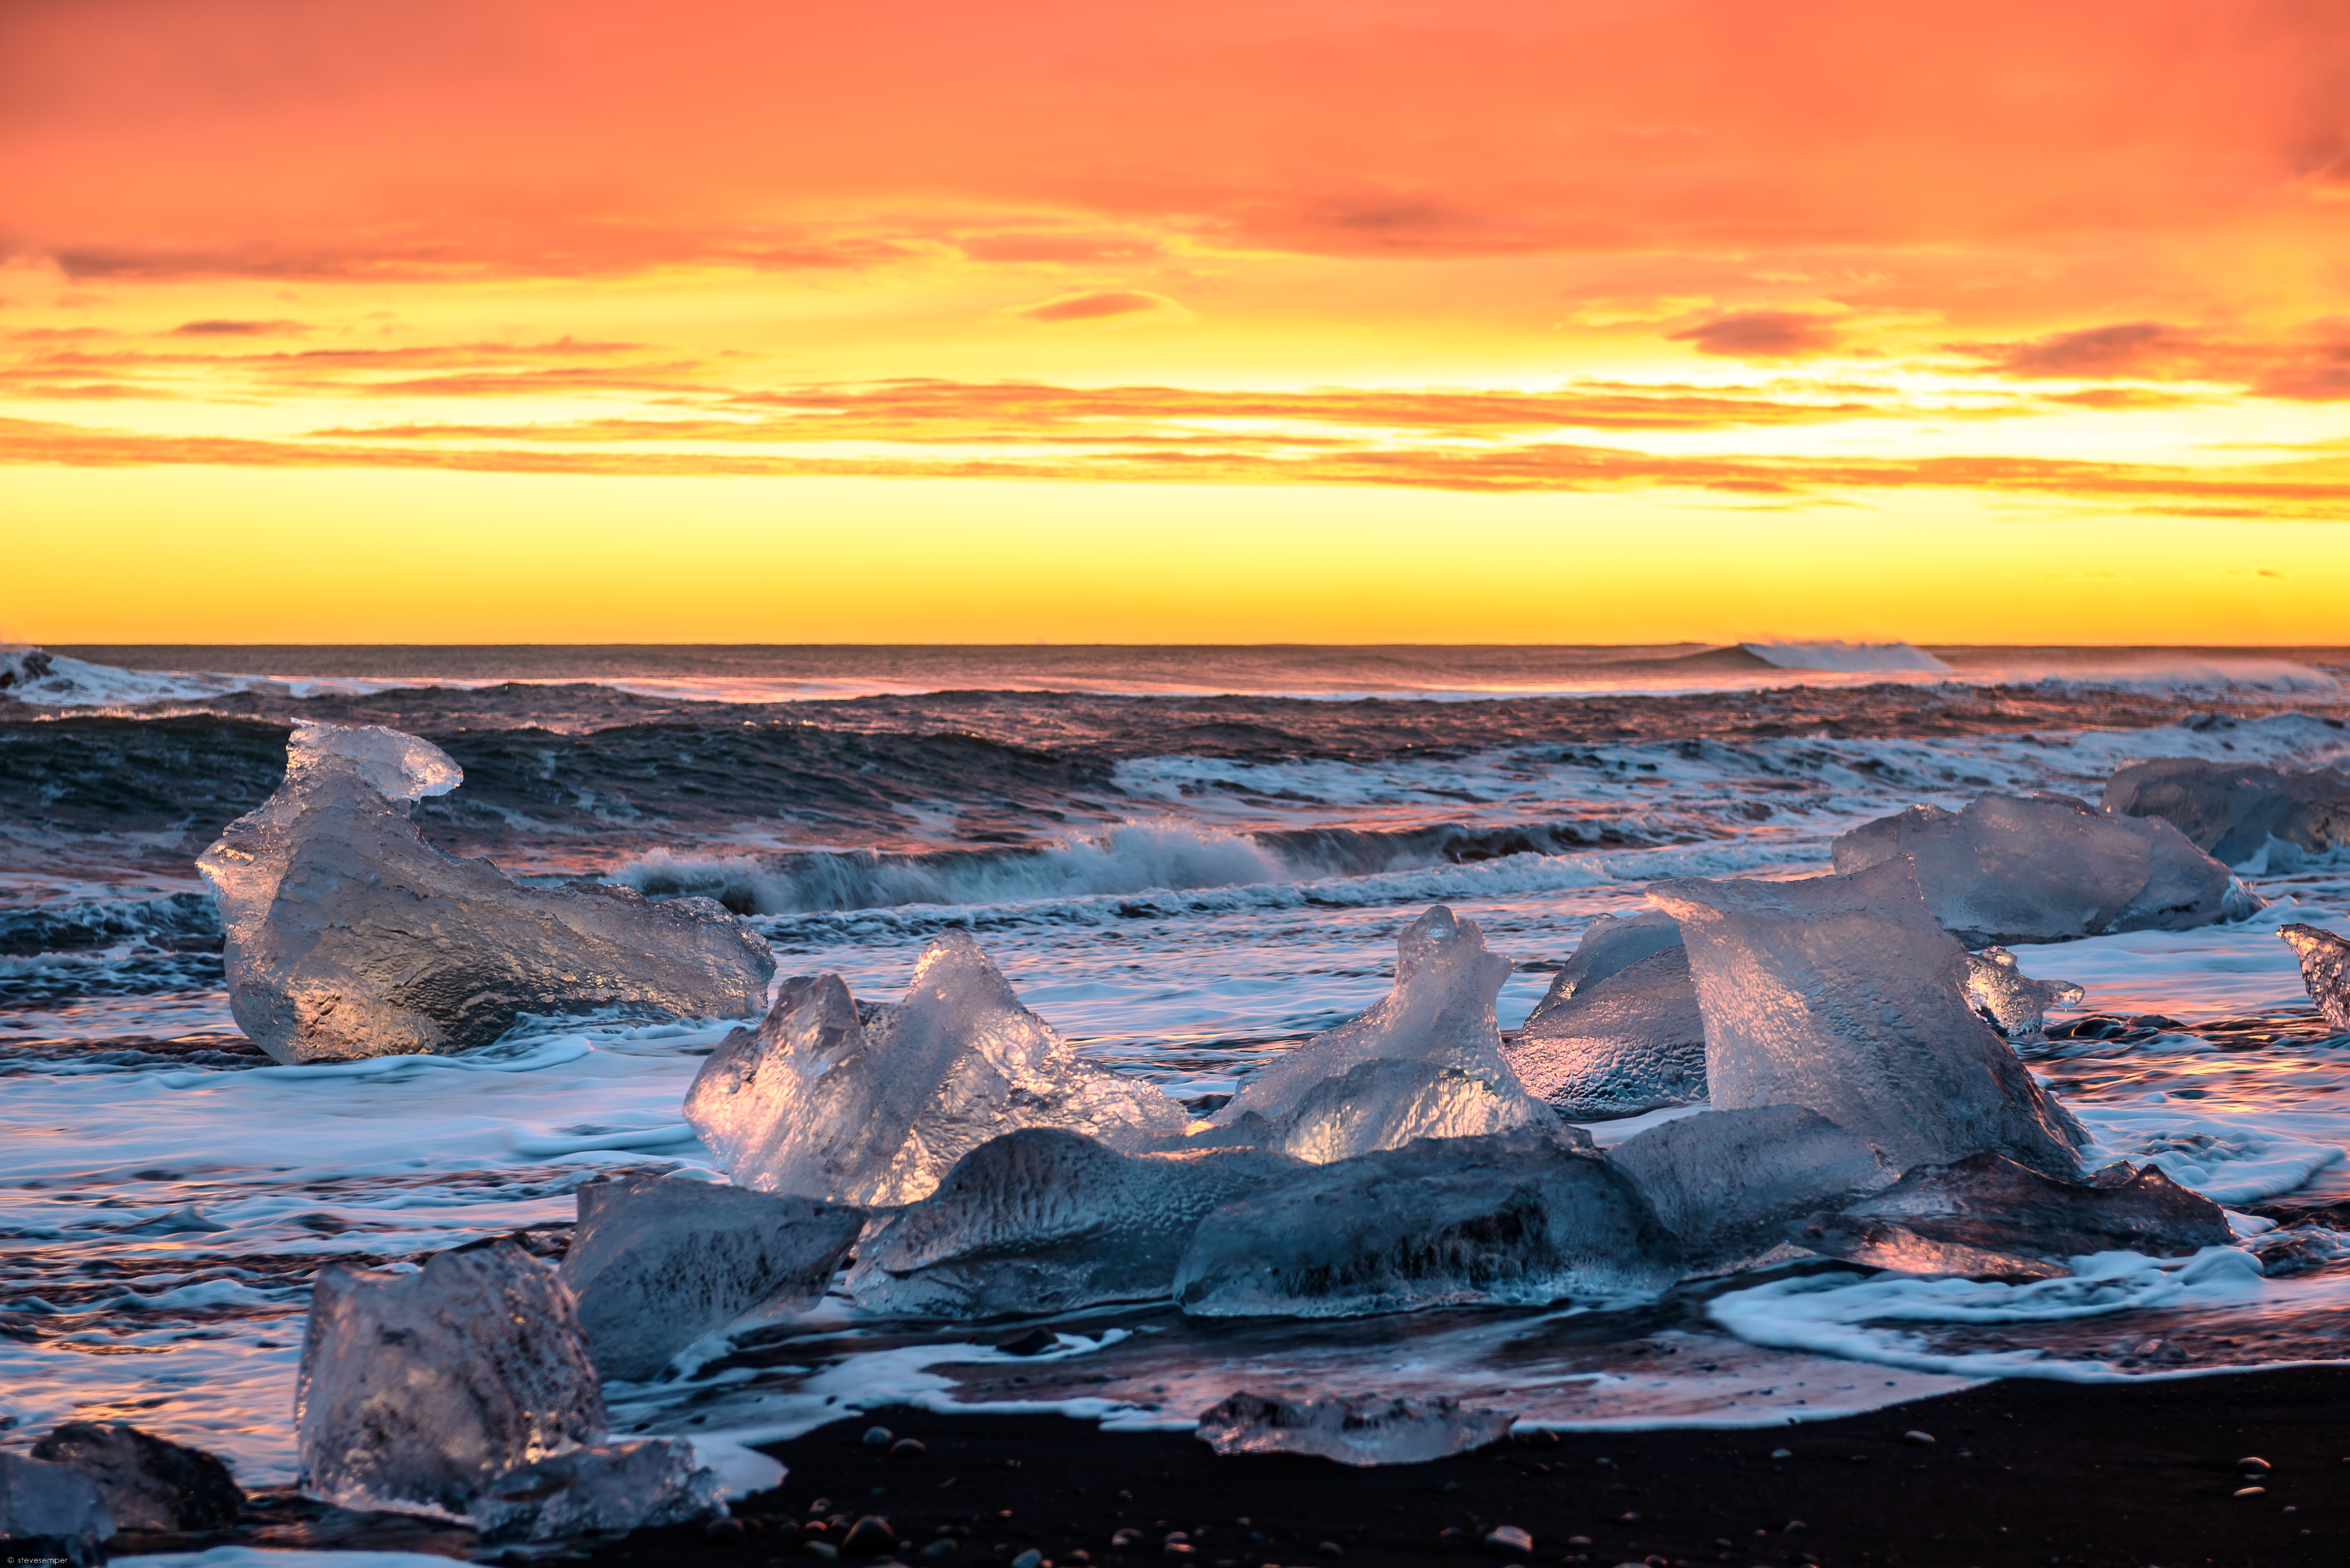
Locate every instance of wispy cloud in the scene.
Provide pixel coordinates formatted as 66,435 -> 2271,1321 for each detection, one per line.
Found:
1012,290 -> 1180,324
1668,311 -> 1841,358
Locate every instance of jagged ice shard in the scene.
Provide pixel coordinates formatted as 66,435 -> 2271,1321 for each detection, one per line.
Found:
198,723 -> 774,1063
1195,1393 -> 1515,1467
685,935 -> 1189,1206
470,1440 -> 724,1543
1830,792 -> 2258,946
1963,947 -> 2086,1040
1650,861 -> 2089,1180
1505,942 -> 1707,1119
1608,1106 -> 1889,1272
2279,922 -> 2350,1032
2104,756 -> 2350,870
1205,906 -> 1549,1161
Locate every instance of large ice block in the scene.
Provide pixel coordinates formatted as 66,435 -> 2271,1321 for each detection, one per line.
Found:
685,935 -> 1189,1206
27,1422 -> 243,1531
470,1439 -> 724,1542
1173,1130 -> 1676,1317
2280,923 -> 2350,1032
1607,1106 -> 1889,1270
844,1129 -> 1295,1316
1522,910 -> 1683,1025
1962,947 -> 2085,1040
1204,907 -> 1548,1161
2104,757 -> 2350,868
296,1238 -> 604,1520
0,1452 -> 113,1567
1504,946 -> 1707,1119
560,1174 -> 864,1380
1829,792 -> 2257,945
1195,1392 -> 1513,1466
1650,861 -> 2088,1179
197,722 -> 774,1063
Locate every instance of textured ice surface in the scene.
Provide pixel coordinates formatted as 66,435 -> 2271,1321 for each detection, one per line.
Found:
2104,757 -> 2350,867
28,1422 -> 243,1531
469,1439 -> 723,1543
1194,1392 -> 1514,1466
197,723 -> 774,1063
844,1129 -> 1296,1317
1173,1130 -> 1676,1318
296,1239 -> 604,1520
2279,922 -> 2350,1032
560,1175 -> 864,1380
1650,861 -> 2089,1179
1830,792 -> 2257,945
1962,947 -> 2085,1040
685,937 -> 1189,1205
1524,910 -> 1684,1025
1607,1107 -> 1889,1270
1793,1152 -> 2234,1280
0,1451 -> 113,1564
1205,906 -> 1548,1160
1505,946 -> 1707,1119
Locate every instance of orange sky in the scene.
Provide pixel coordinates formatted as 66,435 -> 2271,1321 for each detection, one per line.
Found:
4,0 -> 2348,643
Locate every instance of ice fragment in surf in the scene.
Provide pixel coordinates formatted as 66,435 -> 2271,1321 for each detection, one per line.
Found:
1793,1152 -> 2234,1279
1830,792 -> 2259,945
1506,945 -> 1707,1119
296,1238 -> 604,1519
1649,860 -> 2088,1179
1195,1392 -> 1514,1467
2279,923 -> 2350,1032
1205,906 -> 1549,1160
1608,1107 -> 1889,1271
684,935 -> 1189,1206
559,1174 -> 864,1380
1962,947 -> 2085,1040
0,1452 -> 113,1566
0,644 -> 55,692
28,1422 -> 243,1531
2103,757 -> 2350,869
843,1128 -> 1294,1317
1172,1130 -> 1676,1318
470,1439 -> 724,1543
197,722 -> 774,1063
2244,1223 -> 2350,1277
1523,910 -> 1683,1024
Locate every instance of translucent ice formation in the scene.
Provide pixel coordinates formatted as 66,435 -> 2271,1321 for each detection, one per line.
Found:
198,722 -> 775,1063
845,1129 -> 1296,1316
1505,945 -> 1707,1119
297,1238 -> 605,1519
1522,910 -> 1684,1024
2280,923 -> 2350,1032
470,1440 -> 724,1543
28,1422 -> 243,1531
685,935 -> 1189,1206
1195,1392 -> 1514,1466
1173,1129 -> 1676,1318
1608,1107 -> 1889,1271
2104,757 -> 2350,868
1205,906 -> 1549,1161
1793,1152 -> 2233,1280
560,1174 -> 865,1380
0,1452 -> 113,1566
1830,792 -> 2257,945
1650,861 -> 2089,1179
1962,947 -> 2086,1040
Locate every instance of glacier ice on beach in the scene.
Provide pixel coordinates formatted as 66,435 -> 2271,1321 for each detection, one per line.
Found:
2279,923 -> 2350,1032
1829,792 -> 2257,945
1962,947 -> 2085,1040
469,1439 -> 724,1543
1172,1129 -> 1676,1317
0,1452 -> 113,1566
1607,1106 -> 1889,1270
685,935 -> 1190,1206
844,1129 -> 1296,1316
1504,945 -> 1707,1118
28,1422 -> 244,1531
1650,861 -> 2089,1179
197,723 -> 775,1063
559,1174 -> 865,1380
2104,756 -> 2350,868
1523,910 -> 1684,1022
1195,1392 -> 1514,1466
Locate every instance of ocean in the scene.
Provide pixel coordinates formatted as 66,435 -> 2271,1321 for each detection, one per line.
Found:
5,641 -> 2350,1501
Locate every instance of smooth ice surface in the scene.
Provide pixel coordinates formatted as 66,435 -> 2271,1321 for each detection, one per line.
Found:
845,1130 -> 1297,1317
197,723 -> 773,1062
1194,1392 -> 1513,1466
1505,945 -> 1707,1118
1830,792 -> 2257,945
1523,910 -> 1683,1025
295,1240 -> 604,1520
2279,922 -> 2350,1031
1607,1107 -> 1889,1270
28,1423 -> 243,1531
560,1175 -> 863,1381
1205,906 -> 1547,1160
1173,1130 -> 1677,1318
1651,861 -> 2090,1178
1963,947 -> 2086,1040
0,1451 -> 114,1559
469,1439 -> 723,1543
2104,757 -> 2350,866
685,937 -> 1189,1205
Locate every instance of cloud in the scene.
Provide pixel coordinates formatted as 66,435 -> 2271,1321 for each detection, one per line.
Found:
171,318 -> 307,335
956,231 -> 1164,263
1012,290 -> 1178,324
1669,312 -> 1840,358
1977,321 -> 2188,377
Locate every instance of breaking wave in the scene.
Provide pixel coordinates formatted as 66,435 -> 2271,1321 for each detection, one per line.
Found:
1741,640 -> 1953,674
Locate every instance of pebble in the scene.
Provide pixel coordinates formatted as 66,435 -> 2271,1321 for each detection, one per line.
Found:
1785,1521 -> 1807,1534
806,1545 -> 839,1562
2234,1486 -> 2267,1498
997,1327 -> 1060,1356
1769,1449 -> 1790,1460
1164,1544 -> 1195,1561
1486,1525 -> 1535,1553
1317,1542 -> 1346,1558
892,1438 -> 928,1458
1437,1527 -> 1471,1549
703,1516 -> 746,1542
1902,1430 -> 1935,1445
1111,1528 -> 1144,1549
842,1516 -> 900,1554
1567,1538 -> 1592,1548
920,1543 -> 957,1562
863,1426 -> 895,1447
2238,1456 -> 2270,1472
1013,1552 -> 1044,1568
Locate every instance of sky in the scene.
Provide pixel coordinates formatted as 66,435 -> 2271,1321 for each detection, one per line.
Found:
3,0 -> 2348,645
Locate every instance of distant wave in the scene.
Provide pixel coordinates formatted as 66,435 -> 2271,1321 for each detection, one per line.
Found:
1741,640 -> 1954,674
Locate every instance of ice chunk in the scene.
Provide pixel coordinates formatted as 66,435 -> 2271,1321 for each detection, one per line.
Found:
560,1175 -> 864,1380
844,1129 -> 1295,1317
2104,757 -> 2350,867
2280,922 -> 2350,1032
1962,947 -> 2086,1040
1173,1129 -> 1677,1317
1524,910 -> 1684,1024
0,1452 -> 113,1566
685,936 -> 1189,1206
1792,1152 -> 2234,1280
1649,861 -> 2088,1179
0,644 -> 56,692
1505,946 -> 1707,1119
1195,1392 -> 1514,1467
1608,1107 -> 1889,1270
296,1238 -> 604,1519
1830,792 -> 2259,945
1204,907 -> 1548,1160
198,722 -> 774,1063
470,1439 -> 724,1542
2245,1223 -> 2350,1277
28,1422 -> 243,1531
